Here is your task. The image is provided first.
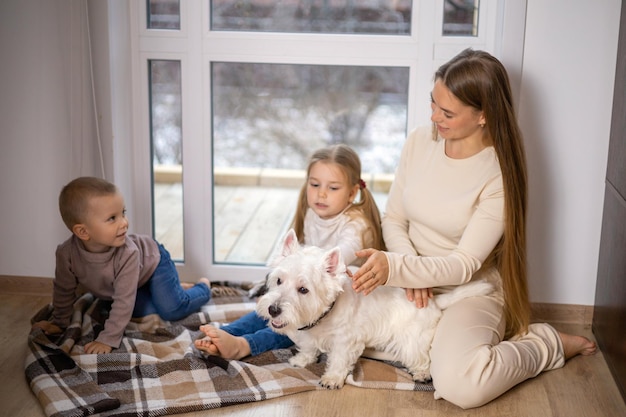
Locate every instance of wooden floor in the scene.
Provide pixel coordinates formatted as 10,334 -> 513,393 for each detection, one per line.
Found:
3,291 -> 626,417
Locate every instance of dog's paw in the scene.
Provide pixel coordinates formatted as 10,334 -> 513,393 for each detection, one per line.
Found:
411,370 -> 432,384
319,374 -> 346,390
289,353 -> 315,368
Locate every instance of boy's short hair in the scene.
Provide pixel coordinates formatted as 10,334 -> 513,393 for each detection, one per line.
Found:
59,177 -> 118,230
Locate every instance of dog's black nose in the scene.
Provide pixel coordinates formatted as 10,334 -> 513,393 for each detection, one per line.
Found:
268,304 -> 281,318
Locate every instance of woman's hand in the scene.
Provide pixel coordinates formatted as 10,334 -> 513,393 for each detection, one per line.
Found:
84,341 -> 113,354
405,287 -> 433,308
351,248 -> 389,295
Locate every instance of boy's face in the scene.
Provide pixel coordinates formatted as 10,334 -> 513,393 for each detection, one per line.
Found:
75,192 -> 129,253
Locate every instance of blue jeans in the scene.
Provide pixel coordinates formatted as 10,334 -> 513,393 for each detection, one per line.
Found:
133,244 -> 211,321
221,311 -> 293,356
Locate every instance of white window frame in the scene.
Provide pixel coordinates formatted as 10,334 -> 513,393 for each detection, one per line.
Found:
118,0 -> 526,282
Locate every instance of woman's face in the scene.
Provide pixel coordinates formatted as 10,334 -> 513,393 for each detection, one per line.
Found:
430,79 -> 485,142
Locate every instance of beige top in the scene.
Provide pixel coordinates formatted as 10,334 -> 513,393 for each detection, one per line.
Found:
382,126 -> 504,289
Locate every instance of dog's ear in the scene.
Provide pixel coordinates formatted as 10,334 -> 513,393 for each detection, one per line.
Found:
323,247 -> 344,276
279,228 -> 300,258
282,228 -> 299,253
267,228 -> 300,267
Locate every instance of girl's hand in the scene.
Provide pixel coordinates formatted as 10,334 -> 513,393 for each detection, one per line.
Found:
405,287 -> 433,308
32,320 -> 62,335
84,341 -> 113,354
351,248 -> 389,295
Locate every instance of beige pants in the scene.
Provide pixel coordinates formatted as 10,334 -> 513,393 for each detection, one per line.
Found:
429,293 -> 565,409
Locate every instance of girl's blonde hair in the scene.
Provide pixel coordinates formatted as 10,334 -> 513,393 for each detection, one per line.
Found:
435,49 -> 530,338
292,144 -> 386,251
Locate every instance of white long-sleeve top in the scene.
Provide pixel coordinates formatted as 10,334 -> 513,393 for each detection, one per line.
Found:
303,207 -> 369,267
382,126 -> 505,289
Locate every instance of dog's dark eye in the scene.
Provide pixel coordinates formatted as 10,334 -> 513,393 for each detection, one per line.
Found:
276,277 -> 282,286
298,287 -> 308,295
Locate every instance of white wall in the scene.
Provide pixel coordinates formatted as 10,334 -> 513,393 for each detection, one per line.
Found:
519,0 -> 621,304
0,0 -> 621,307
0,0 -> 101,276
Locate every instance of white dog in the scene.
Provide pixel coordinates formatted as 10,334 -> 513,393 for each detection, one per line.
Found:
256,229 -> 494,389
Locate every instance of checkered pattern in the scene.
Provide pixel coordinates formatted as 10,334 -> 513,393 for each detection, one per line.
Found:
25,287 -> 432,417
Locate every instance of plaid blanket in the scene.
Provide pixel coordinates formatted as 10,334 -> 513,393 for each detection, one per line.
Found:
25,283 -> 433,417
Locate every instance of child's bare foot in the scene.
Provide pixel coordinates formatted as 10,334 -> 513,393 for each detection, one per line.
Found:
559,332 -> 597,359
182,277 -> 211,290
194,325 -> 251,360
195,336 -> 220,355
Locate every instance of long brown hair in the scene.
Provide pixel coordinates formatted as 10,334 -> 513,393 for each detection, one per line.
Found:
292,144 -> 386,251
435,49 -> 530,338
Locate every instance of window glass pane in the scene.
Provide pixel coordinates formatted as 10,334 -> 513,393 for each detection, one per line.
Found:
212,63 -> 408,265
150,60 -> 184,261
442,0 -> 479,36
147,0 -> 181,30
211,0 -> 411,35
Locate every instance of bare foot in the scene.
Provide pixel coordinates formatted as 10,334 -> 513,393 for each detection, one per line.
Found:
195,336 -> 220,355
559,332 -> 598,360
181,277 -> 211,290
194,325 -> 251,360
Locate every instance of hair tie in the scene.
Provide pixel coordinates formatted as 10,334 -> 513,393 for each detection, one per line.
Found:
359,179 -> 366,189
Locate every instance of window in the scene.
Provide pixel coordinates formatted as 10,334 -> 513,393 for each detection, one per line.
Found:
130,0 -> 524,281
210,0 -> 412,34
149,60 -> 184,259
211,62 -> 409,264
443,0 -> 480,36
147,0 -> 181,29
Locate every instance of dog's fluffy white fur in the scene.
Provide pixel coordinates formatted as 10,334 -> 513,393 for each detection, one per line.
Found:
256,229 -> 494,389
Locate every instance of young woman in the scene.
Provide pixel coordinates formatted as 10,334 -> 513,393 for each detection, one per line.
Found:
194,144 -> 385,359
351,49 -> 596,409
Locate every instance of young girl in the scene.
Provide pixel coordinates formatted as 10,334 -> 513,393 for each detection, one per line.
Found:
194,144 -> 385,359
32,177 -> 212,354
